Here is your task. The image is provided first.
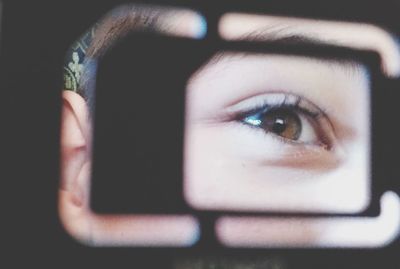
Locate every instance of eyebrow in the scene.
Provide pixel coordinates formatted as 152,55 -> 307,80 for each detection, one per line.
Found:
211,40 -> 360,67
211,24 -> 368,70
195,30 -> 367,83
261,24 -> 376,60
244,26 -> 365,58
239,26 -> 329,45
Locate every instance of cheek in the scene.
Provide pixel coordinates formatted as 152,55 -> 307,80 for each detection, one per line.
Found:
184,125 -> 234,194
184,124 -> 259,210
183,123 -> 370,213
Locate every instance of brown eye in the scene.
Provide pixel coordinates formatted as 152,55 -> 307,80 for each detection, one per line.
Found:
242,106 -> 321,145
260,109 -> 302,140
236,93 -> 334,148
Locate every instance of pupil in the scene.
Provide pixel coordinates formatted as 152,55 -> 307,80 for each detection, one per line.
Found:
272,117 -> 287,134
263,109 -> 302,140
242,108 -> 302,141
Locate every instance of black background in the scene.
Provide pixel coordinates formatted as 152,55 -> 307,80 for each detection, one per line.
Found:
3,0 -> 400,268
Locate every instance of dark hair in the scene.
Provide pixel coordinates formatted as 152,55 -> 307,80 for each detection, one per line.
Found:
64,4 -> 181,113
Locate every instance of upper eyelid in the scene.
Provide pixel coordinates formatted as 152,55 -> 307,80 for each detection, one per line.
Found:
188,53 -> 367,140
189,52 -> 368,113
239,104 -> 321,121
225,92 -> 326,117
228,92 -> 339,145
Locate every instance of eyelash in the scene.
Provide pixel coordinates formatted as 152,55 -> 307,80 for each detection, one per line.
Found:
229,93 -> 333,149
237,101 -> 320,121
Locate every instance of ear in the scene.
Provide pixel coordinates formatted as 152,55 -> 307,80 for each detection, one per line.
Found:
59,90 -> 93,242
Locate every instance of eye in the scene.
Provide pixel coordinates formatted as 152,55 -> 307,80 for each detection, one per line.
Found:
235,94 -> 332,149
243,108 -> 303,140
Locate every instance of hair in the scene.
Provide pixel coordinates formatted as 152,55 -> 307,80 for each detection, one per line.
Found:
65,4 -> 192,114
74,5 -> 166,113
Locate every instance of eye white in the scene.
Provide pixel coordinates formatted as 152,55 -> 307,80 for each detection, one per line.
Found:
297,113 -> 318,144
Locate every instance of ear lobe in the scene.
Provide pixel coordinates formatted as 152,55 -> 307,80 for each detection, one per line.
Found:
59,90 -> 93,242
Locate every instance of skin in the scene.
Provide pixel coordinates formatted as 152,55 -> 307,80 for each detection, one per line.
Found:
59,5 -> 204,246
59,7 -> 400,246
184,52 -> 370,213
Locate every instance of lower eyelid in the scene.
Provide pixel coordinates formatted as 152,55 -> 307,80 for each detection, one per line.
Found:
238,112 -> 331,149
251,143 -> 343,172
224,122 -> 343,170
260,145 -> 343,171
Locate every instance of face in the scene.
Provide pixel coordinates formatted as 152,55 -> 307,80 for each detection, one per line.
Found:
184,52 -> 371,213
182,13 -> 399,214
59,7 -> 400,247
59,5 -> 206,246
183,14 -> 400,247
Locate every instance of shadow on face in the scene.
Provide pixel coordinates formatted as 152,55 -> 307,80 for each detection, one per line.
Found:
58,6 -> 400,247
